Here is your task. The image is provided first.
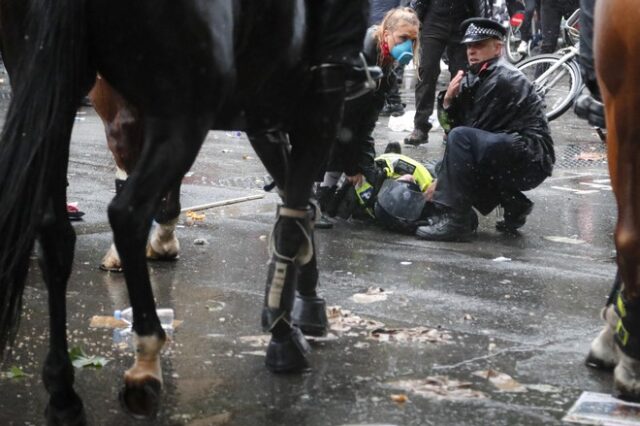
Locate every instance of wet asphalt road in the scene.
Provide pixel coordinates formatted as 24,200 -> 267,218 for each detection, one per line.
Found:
0,67 -> 619,425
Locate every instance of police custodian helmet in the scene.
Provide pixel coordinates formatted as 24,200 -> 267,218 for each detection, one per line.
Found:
460,18 -> 507,44
374,179 -> 426,234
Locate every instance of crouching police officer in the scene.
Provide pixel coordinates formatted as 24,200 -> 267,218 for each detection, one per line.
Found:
415,18 -> 554,242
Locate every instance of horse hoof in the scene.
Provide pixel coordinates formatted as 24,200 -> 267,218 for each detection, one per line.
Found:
586,305 -> 619,370
613,350 -> 640,401
265,327 -> 311,374
45,396 -> 87,426
119,378 -> 162,420
292,294 -> 328,337
145,241 -> 179,261
100,244 -> 123,272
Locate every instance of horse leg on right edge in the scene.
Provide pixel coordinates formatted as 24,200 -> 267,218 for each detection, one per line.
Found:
588,0 -> 640,398
108,114 -> 210,417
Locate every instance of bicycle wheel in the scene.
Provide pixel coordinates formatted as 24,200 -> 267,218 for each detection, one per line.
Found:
516,54 -> 582,121
505,27 -> 525,64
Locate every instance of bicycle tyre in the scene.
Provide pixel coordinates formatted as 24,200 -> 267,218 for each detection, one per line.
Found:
516,54 -> 582,121
505,27 -> 525,64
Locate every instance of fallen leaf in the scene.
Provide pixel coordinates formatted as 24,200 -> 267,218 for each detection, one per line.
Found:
1,366 -> 29,379
388,376 -> 486,400
327,306 -> 385,334
575,152 -> 607,161
89,315 -> 129,329
352,287 -> 392,304
390,393 -> 408,404
368,327 -> 451,344
238,335 -> 270,348
473,369 -> 527,393
69,346 -> 110,369
186,211 -> 206,221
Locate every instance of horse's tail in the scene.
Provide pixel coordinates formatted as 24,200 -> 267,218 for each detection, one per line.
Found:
0,0 -> 91,356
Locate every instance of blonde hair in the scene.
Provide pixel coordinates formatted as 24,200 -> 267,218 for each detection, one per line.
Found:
374,7 -> 420,67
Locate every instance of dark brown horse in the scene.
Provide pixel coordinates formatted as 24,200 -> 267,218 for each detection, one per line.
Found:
0,1 -> 361,423
585,0 -> 640,399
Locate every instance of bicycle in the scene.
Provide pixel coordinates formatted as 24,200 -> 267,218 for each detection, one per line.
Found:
515,8 -> 582,121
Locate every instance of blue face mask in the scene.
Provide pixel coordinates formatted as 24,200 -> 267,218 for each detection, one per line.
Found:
390,39 -> 414,65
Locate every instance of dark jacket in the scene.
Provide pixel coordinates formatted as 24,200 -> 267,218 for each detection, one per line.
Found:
334,26 -> 398,179
437,57 -> 555,175
410,0 -> 492,21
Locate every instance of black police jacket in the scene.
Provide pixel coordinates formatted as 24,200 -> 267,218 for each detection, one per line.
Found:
410,0 -> 492,21
437,57 -> 555,175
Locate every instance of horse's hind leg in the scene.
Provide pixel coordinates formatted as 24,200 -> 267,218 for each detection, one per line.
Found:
108,114 -> 210,417
38,185 -> 86,425
146,183 -> 181,261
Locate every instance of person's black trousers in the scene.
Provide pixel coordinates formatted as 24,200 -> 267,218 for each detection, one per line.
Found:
540,0 -> 580,54
413,21 -> 467,132
432,127 -> 548,214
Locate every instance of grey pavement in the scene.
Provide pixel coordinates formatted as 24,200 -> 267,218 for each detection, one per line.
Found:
0,65 -> 619,426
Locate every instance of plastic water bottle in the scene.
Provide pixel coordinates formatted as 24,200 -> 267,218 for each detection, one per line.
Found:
114,307 -> 174,330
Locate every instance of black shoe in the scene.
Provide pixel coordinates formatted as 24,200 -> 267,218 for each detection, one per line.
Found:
380,102 -> 405,117
404,128 -> 429,146
574,94 -> 606,128
315,213 -> 334,229
415,209 -> 477,242
496,195 -> 533,233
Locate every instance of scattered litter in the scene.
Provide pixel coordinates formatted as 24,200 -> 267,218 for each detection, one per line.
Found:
369,327 -> 451,344
400,261 -> 412,265
387,110 -> 416,132
463,314 -> 475,321
327,306 -> 385,334
492,256 -> 511,262
575,152 -> 607,162
238,335 -> 270,348
352,287 -> 392,304
369,327 -> 451,343
1,366 -> 29,379
259,235 -> 267,241
563,391 -> 640,425
242,155 -> 254,160
473,369 -> 527,393
69,346 -> 110,369
544,236 -> 586,245
89,315 -> 129,329
221,149 -> 233,153
390,394 -> 409,404
205,301 -> 226,312
353,341 -> 370,349
186,210 -> 206,221
387,376 -> 487,401
526,384 -> 561,393
306,333 -> 339,343
488,342 -> 497,352
194,238 -> 208,245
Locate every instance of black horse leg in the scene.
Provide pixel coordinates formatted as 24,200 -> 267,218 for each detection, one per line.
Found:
38,187 -> 86,425
147,182 -> 182,260
108,113 -> 210,418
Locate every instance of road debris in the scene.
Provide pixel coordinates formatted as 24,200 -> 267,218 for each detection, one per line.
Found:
544,236 -> 585,245
352,287 -> 392,304
564,391 -> 640,425
387,376 -> 487,401
473,369 -> 527,393
327,306 -> 385,334
368,327 -> 451,344
390,394 -> 409,404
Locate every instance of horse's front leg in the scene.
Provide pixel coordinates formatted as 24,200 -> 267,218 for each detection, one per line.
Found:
109,114 -> 210,417
38,195 -> 86,425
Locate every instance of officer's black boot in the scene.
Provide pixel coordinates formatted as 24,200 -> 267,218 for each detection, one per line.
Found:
262,206 -> 313,373
415,208 -> 477,242
496,192 -> 534,233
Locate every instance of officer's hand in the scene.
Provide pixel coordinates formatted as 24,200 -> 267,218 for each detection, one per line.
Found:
346,173 -> 364,186
423,179 -> 437,201
444,71 -> 464,108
